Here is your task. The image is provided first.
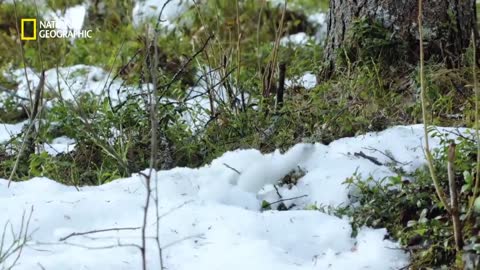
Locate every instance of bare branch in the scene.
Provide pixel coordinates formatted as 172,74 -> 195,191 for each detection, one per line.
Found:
59,227 -> 141,242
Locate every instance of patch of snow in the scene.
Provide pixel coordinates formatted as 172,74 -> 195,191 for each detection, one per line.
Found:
308,12 -> 326,25
0,121 -> 26,143
132,0 -> 193,28
3,0 -> 46,5
308,12 -> 328,42
268,0 -> 283,7
6,65 -> 142,106
0,174 -> 407,269
181,86 -> 212,131
3,64 -> 238,134
180,67 -> 248,131
280,32 -> 312,46
1,124 -> 468,269
44,4 -> 88,37
286,72 -> 317,90
236,143 -> 315,193
40,136 -> 76,156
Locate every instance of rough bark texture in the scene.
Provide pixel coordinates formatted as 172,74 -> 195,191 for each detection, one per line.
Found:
323,0 -> 478,78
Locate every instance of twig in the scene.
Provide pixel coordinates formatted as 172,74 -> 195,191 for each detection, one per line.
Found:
154,0 -> 173,32
12,0 -> 34,105
276,62 -> 286,110
222,163 -> 241,174
418,0 -> 452,214
262,194 -> 308,208
59,227 -> 141,242
263,0 -> 287,98
447,142 -> 463,251
7,70 -> 45,188
354,151 -> 383,166
40,240 -> 141,251
139,22 -> 160,270
0,206 -> 34,269
443,128 -> 474,143
364,147 -> 410,166
0,85 -> 29,101
161,234 -> 205,249
467,30 -> 480,219
157,200 -> 194,221
273,184 -> 282,199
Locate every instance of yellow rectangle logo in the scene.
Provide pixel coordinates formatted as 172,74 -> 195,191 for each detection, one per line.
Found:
21,19 -> 36,40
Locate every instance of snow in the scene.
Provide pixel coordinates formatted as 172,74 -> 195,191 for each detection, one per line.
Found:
41,136 -> 76,156
0,124 -> 465,269
280,32 -> 312,46
0,121 -> 26,143
0,122 -> 75,156
0,0 -> 463,266
5,65 -> 143,106
308,12 -> 327,26
236,143 -> 315,193
308,12 -> 328,42
132,0 -> 193,28
3,1 -> 87,36
0,174 -> 406,269
277,13 -> 327,45
45,4 -> 87,35
286,72 -> 317,90
180,86 -> 211,131
4,64 -> 245,133
180,68 -> 248,131
268,1 -> 327,44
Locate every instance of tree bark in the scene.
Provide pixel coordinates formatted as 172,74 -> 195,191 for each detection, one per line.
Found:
322,0 -> 478,79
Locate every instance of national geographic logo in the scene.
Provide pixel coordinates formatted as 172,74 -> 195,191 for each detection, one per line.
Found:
21,19 -> 36,40
20,18 -> 92,40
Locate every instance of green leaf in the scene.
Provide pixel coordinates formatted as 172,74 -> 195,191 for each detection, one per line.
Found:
464,170 -> 473,186
474,196 -> 480,213
407,220 -> 417,227
461,184 -> 471,194
261,200 -> 271,210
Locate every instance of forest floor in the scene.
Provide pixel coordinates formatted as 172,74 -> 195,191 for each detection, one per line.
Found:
3,124 -> 453,269
2,0 -> 480,269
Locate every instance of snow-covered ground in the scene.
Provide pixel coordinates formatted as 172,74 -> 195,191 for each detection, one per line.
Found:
0,121 -> 26,144
0,1 -> 454,268
1,124 -> 467,270
5,65 -> 139,105
2,64 -> 238,136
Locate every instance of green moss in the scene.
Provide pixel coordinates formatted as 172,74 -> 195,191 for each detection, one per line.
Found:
338,16 -> 408,69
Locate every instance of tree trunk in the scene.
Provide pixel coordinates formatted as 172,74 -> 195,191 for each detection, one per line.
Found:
322,0 -> 478,78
